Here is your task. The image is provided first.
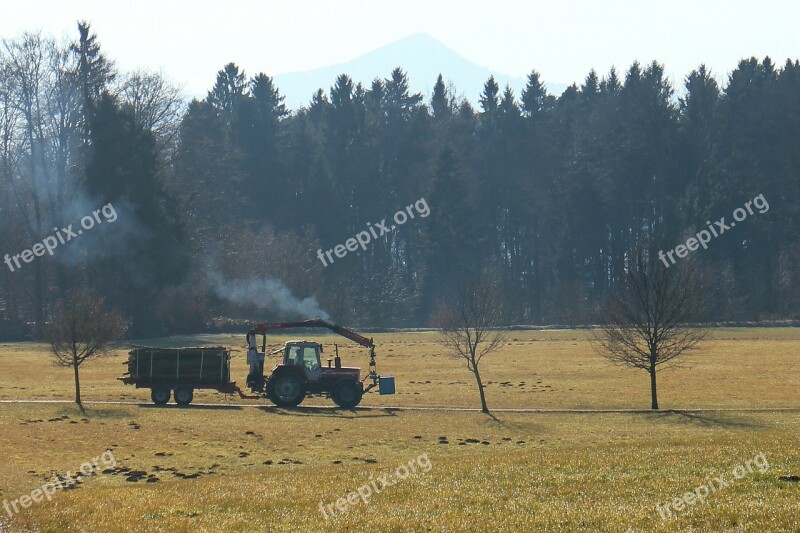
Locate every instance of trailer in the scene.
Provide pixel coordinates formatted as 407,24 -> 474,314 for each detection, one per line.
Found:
118,346 -> 244,405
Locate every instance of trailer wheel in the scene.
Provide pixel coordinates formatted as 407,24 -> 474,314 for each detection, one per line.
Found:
332,380 -> 362,409
174,388 -> 194,406
267,372 -> 306,407
151,388 -> 170,405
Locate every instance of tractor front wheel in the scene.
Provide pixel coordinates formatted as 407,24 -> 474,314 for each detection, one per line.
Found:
267,373 -> 306,407
332,380 -> 363,409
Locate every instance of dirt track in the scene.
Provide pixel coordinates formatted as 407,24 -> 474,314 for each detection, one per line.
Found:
2,398 -> 799,413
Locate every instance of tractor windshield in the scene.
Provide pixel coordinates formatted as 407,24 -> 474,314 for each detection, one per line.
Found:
286,345 -> 320,371
301,346 -> 320,371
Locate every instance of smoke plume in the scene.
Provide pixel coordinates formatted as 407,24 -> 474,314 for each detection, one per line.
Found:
208,271 -> 330,320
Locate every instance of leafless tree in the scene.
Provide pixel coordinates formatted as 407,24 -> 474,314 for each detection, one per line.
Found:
46,289 -> 127,408
433,274 -> 507,414
0,28 -> 114,329
593,256 -> 708,410
2,32 -> 54,331
117,70 -> 184,156
44,38 -> 81,215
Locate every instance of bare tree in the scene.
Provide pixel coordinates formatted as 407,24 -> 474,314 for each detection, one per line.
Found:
0,26 -> 115,332
433,274 -> 507,414
44,38 -> 81,216
1,34 -> 85,318
46,289 -> 127,408
2,33 -> 53,331
0,48 -> 26,318
117,70 -> 184,155
593,256 -> 708,410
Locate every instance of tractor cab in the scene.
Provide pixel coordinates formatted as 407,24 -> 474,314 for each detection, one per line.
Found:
282,340 -> 362,381
283,341 -> 323,381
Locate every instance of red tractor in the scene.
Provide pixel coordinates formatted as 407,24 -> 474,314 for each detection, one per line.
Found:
245,320 -> 394,408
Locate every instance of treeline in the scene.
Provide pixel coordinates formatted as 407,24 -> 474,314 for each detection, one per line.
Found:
1,23 -> 799,337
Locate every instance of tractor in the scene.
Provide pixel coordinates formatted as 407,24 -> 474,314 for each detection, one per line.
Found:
244,320 -> 394,408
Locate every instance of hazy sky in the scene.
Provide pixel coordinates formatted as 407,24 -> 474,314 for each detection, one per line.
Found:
2,0 -> 798,96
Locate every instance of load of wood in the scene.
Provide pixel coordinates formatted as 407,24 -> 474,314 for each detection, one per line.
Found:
125,346 -> 231,385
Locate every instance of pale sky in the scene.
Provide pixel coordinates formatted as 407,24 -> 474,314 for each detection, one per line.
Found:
2,0 -> 798,97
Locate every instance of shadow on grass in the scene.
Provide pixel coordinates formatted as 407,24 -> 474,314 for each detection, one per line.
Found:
56,405 -> 135,419
259,405 -> 398,419
477,411 -> 546,434
644,410 -> 765,429
139,404 -> 243,411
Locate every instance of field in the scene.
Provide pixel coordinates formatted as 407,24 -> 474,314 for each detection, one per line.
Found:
1,328 -> 799,532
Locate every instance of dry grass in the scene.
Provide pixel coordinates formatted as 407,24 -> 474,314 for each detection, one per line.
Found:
1,328 -> 799,531
2,328 -> 799,409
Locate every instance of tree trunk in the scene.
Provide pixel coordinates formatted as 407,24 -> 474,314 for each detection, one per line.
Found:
73,357 -> 82,406
33,261 -> 45,337
649,364 -> 659,410
472,364 -> 490,414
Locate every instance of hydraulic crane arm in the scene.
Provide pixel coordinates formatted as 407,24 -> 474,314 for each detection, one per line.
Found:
247,319 -> 374,348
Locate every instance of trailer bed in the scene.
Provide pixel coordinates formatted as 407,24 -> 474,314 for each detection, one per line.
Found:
119,346 -> 242,404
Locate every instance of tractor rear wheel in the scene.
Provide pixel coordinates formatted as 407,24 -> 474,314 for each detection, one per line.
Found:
151,388 -> 170,405
332,380 -> 363,409
267,373 -> 306,407
174,388 -> 194,406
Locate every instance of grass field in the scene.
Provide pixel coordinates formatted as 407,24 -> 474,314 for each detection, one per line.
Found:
1,328 -> 799,531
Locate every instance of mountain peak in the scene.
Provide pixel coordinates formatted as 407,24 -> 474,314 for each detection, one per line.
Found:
393,32 -> 449,47
274,34 -> 563,110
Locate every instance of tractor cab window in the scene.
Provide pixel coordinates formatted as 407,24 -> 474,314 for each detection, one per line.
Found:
287,346 -> 303,366
301,346 -> 320,371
